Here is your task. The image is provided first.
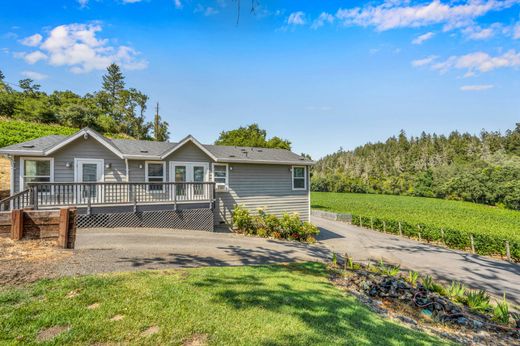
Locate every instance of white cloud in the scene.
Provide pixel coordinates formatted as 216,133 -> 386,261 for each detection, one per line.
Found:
335,0 -> 520,32
514,23 -> 520,39
77,0 -> 88,8
22,50 -> 47,64
18,23 -> 147,73
122,0 -> 143,3
174,0 -> 182,9
460,84 -> 494,91
287,11 -> 306,25
412,32 -> 434,44
21,70 -> 48,80
311,12 -> 334,29
462,24 -> 499,40
19,34 -> 42,47
412,55 -> 438,67
432,50 -> 520,74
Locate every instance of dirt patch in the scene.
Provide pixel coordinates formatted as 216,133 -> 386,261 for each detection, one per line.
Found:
140,326 -> 159,337
36,325 -> 70,342
87,303 -> 100,310
183,333 -> 208,346
0,237 -> 71,287
110,314 -> 124,321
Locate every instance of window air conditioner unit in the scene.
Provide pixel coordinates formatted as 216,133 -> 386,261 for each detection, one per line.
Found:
215,183 -> 227,192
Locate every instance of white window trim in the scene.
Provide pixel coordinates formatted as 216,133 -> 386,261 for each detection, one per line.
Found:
212,163 -> 229,187
74,158 -> 105,182
19,157 -> 54,193
169,161 -> 210,182
145,161 -> 166,192
292,166 -> 307,191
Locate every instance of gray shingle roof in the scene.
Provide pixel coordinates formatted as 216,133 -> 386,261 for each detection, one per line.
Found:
0,131 -> 314,165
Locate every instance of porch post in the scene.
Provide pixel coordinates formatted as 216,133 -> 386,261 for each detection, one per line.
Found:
173,183 -> 177,211
87,185 -> 92,215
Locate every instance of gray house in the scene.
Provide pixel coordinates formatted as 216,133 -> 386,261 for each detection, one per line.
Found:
0,128 -> 314,230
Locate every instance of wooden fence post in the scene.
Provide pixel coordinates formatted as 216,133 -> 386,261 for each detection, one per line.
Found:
57,208 -> 70,248
417,225 -> 422,242
11,209 -> 23,240
370,217 -> 373,230
470,235 -> 475,254
505,241 -> 511,262
383,221 -> 386,233
398,222 -> 402,237
440,229 -> 445,244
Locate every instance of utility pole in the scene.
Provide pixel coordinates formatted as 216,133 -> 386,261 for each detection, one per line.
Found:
154,102 -> 160,141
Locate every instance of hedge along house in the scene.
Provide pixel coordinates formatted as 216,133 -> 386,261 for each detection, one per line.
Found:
0,128 -> 314,231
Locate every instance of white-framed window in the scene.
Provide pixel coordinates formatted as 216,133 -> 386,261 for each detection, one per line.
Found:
145,161 -> 166,192
292,166 -> 306,190
212,163 -> 229,186
20,157 -> 54,192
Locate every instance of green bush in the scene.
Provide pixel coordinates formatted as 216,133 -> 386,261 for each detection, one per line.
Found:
232,205 -> 319,243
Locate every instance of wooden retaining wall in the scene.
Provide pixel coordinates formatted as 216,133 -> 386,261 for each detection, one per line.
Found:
0,208 -> 77,249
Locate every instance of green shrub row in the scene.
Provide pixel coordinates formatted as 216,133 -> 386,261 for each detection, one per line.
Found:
351,214 -> 519,262
232,205 -> 319,243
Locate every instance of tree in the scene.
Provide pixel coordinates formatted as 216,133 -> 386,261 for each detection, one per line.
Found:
215,123 -> 291,150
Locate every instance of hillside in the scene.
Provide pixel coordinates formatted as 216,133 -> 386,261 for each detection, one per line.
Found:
312,125 -> 520,210
0,119 -> 132,148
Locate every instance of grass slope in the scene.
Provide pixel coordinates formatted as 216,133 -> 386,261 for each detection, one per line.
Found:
0,263 -> 448,345
312,192 -> 520,259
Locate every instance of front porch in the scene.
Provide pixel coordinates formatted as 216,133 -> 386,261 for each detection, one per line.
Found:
0,182 -> 217,231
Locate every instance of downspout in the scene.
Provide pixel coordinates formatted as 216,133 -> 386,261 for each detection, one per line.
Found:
308,165 -> 311,222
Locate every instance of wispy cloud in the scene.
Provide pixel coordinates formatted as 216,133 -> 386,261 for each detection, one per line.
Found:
77,0 -> 89,8
412,32 -> 434,45
194,4 -> 219,16
462,24 -> 499,40
460,84 -> 494,91
21,70 -> 48,80
432,50 -> 520,74
173,0 -> 182,9
335,0 -> 520,32
412,55 -> 438,67
287,11 -> 306,26
514,23 -> 520,39
311,12 -> 334,30
16,23 -> 148,73
19,34 -> 42,47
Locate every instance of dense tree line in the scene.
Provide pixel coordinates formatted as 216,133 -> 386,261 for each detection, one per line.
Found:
0,64 -> 169,141
312,126 -> 520,210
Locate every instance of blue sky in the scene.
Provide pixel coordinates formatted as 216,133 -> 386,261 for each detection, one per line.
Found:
1,0 -> 520,158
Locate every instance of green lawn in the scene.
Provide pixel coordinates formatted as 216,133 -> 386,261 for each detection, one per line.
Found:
312,192 -> 520,259
0,263 -> 449,345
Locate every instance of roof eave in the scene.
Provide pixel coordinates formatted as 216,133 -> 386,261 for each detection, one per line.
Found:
0,150 -> 45,156
216,158 -> 316,165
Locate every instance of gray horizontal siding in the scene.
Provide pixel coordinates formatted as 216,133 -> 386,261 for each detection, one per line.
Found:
215,163 -> 310,224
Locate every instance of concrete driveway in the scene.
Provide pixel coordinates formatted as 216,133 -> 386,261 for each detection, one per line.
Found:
68,228 -> 330,276
314,216 -> 520,306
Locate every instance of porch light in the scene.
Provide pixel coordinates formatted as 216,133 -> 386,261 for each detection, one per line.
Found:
139,164 -> 143,169
105,163 -> 112,169
65,162 -> 72,168
229,166 -> 233,171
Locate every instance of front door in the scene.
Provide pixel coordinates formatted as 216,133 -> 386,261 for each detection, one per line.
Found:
75,159 -> 104,202
170,162 -> 209,200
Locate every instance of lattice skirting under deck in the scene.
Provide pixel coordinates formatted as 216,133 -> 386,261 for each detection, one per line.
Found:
77,208 -> 214,231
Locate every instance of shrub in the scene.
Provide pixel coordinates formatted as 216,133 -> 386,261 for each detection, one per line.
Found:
232,206 -> 319,243
406,271 -> 419,287
492,294 -> 510,324
446,282 -> 466,302
466,290 -> 491,313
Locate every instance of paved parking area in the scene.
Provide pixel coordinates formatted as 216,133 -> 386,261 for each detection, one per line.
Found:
67,228 -> 330,276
